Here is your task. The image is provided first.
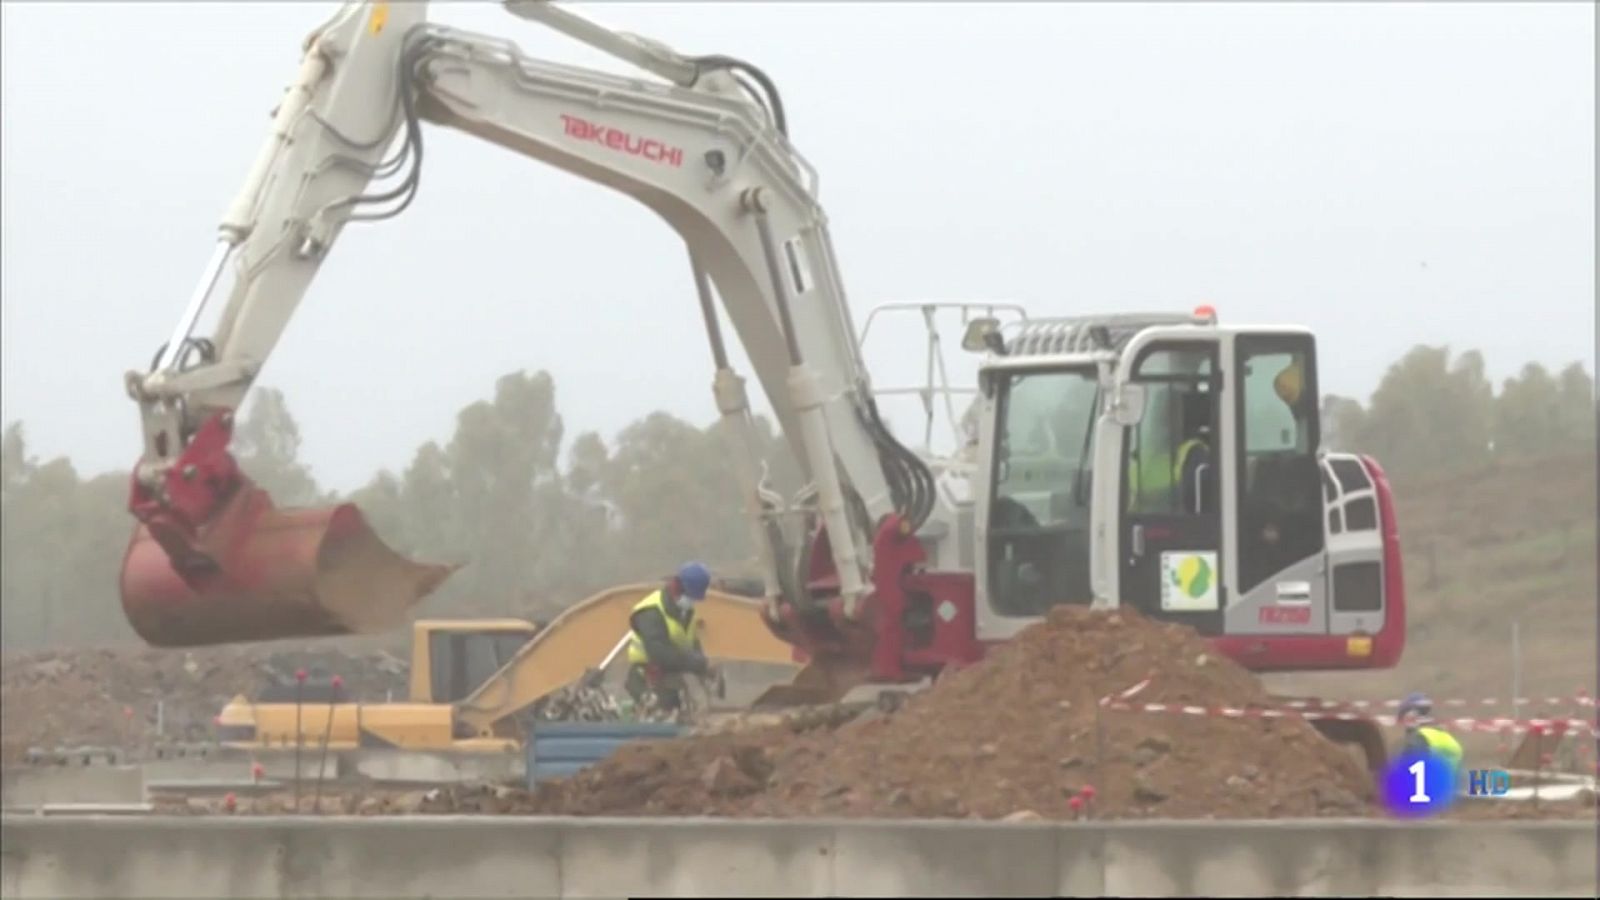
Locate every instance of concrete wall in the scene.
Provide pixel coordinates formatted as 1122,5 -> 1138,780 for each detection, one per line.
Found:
144,748 -> 519,787
348,748 -> 522,786
1,816 -> 1594,898
0,767 -> 144,809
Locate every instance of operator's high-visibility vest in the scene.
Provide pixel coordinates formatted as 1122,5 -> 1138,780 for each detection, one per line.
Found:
1174,438 -> 1208,485
626,590 -> 698,666
1416,726 -> 1463,766
1129,438 -> 1208,513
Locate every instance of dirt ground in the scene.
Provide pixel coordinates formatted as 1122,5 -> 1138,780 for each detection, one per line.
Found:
0,642 -> 407,763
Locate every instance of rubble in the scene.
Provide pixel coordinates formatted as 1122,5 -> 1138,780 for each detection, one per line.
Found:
1,643 -> 409,764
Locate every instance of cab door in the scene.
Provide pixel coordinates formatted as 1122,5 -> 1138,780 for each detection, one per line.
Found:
1220,331 -> 1329,636
1117,339 -> 1225,635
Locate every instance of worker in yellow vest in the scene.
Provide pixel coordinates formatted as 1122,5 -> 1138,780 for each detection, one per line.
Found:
1399,692 -> 1464,768
624,561 -> 714,714
1128,390 -> 1215,515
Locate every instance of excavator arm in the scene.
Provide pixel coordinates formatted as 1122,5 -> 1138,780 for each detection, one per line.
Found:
122,0 -> 938,649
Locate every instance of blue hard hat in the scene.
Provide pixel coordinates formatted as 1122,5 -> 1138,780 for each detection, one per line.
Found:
676,561 -> 711,600
1399,692 -> 1432,718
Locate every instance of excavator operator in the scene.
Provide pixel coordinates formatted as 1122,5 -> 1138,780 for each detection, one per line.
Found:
1175,391 -> 1215,515
625,562 -> 716,713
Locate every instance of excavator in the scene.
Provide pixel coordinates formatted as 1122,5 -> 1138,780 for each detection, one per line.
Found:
120,0 -> 1405,771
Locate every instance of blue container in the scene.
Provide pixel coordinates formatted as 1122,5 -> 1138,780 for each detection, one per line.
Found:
524,720 -> 685,788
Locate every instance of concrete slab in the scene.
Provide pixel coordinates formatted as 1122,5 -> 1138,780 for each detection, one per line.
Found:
1101,820 -> 1378,896
1100,819 -> 1600,898
351,748 -> 523,785
1053,827 -> 1110,897
1,816 -> 282,899
143,779 -> 286,798
559,817 -> 835,897
831,819 -> 1063,896
0,815 -> 1594,898
141,748 -> 520,788
0,766 -> 144,809
1363,820 -> 1600,897
138,758 -> 254,784
34,805 -> 155,816
275,818 -> 563,899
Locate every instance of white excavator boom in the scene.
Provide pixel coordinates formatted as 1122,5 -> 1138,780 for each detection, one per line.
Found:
121,0 -> 945,647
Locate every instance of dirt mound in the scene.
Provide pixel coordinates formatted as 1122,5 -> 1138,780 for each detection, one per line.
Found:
0,643 -> 408,763
752,606 -> 1371,819
421,606 -> 1375,820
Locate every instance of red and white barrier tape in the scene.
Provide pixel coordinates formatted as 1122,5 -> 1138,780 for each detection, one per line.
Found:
1100,677 -> 1154,706
1094,677 -> 1598,737
1096,678 -> 1594,715
1099,698 -> 1600,738
1277,693 -> 1594,711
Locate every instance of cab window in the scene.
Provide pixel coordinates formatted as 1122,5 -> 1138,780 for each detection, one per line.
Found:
1234,335 -> 1324,593
1124,347 -> 1216,515
987,367 -> 1098,615
429,630 -> 531,703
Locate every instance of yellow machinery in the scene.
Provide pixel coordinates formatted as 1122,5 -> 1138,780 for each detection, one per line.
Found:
214,583 -> 797,752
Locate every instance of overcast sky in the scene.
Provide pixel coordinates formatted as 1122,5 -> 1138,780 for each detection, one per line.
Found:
2,1 -> 1593,492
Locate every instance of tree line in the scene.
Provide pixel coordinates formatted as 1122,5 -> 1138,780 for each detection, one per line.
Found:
1321,348 -> 1594,476
1,346 -> 1593,649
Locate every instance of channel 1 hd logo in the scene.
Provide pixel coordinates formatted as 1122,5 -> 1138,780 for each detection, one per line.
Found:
1381,751 -> 1511,817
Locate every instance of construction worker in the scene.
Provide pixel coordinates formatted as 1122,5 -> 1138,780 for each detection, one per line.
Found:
624,561 -> 715,714
1399,692 -> 1464,768
1175,391 -> 1215,515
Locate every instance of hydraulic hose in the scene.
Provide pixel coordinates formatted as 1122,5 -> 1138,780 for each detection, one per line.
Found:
688,53 -> 788,137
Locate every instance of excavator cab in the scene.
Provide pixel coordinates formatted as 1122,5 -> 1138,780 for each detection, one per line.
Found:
955,312 -> 1403,774
414,620 -> 542,704
972,311 -> 1403,671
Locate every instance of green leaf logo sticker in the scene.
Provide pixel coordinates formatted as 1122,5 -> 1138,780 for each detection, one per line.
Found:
1170,555 -> 1212,599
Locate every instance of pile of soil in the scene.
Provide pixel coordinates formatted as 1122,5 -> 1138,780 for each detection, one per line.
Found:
420,606 -> 1375,820
0,643 -> 409,763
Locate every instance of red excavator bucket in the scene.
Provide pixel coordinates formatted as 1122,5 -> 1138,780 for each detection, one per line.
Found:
121,493 -> 454,647
121,490 -> 455,647
120,414 -> 455,647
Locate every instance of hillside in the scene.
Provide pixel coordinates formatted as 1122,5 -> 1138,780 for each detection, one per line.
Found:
1269,451 -> 1597,716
